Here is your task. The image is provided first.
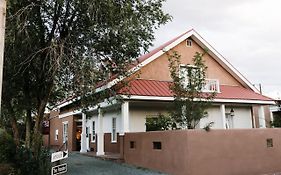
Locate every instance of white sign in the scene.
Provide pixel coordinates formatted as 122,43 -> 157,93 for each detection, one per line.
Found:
52,163 -> 67,175
51,150 -> 68,163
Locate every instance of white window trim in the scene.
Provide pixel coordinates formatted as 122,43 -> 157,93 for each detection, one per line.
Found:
91,121 -> 96,143
186,39 -> 192,47
55,129 -> 59,141
62,121 -> 68,143
179,64 -> 220,93
111,117 -> 117,143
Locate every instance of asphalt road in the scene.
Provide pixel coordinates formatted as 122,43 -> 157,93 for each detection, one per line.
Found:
66,152 -> 167,175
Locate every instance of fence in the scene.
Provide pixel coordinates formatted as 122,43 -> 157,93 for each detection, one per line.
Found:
124,129 -> 281,175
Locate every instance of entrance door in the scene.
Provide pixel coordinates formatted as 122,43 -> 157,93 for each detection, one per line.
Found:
86,127 -> 90,151
225,113 -> 234,129
76,128 -> 82,151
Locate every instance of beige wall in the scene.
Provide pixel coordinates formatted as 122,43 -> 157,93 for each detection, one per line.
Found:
137,38 -> 243,87
129,106 -> 169,132
124,129 -> 281,175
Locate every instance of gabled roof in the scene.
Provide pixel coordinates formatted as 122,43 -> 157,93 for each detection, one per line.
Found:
130,29 -> 259,93
56,29 -> 262,108
118,79 -> 274,104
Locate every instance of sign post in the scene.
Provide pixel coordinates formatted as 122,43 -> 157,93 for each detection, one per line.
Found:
51,163 -> 67,175
51,150 -> 68,175
51,150 -> 68,163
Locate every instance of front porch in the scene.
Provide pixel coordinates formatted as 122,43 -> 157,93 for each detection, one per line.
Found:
77,100 -> 268,155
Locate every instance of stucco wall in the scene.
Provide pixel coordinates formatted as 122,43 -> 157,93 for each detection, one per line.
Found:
129,106 -> 169,132
200,106 -> 252,129
124,129 -> 281,175
137,38 -> 243,87
129,105 -> 253,131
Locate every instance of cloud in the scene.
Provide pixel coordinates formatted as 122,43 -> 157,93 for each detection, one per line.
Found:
153,0 -> 281,97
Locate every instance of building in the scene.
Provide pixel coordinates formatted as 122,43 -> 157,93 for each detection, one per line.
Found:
47,29 -> 274,155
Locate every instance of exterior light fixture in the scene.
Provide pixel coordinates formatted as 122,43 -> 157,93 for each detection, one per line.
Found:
230,108 -> 235,117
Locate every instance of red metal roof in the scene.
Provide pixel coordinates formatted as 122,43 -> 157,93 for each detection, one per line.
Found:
118,79 -> 273,102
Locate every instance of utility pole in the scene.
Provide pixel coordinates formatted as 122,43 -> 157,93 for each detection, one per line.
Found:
0,0 -> 6,115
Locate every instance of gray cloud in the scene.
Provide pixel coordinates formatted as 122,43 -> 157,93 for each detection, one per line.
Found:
153,0 -> 281,98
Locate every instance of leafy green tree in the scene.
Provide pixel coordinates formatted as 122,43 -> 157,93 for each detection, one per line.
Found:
3,0 -> 171,157
168,51 -> 215,129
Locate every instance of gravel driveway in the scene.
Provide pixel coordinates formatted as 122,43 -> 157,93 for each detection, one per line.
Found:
66,152 -> 167,175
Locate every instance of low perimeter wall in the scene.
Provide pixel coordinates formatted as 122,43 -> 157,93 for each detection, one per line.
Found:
124,129 -> 281,175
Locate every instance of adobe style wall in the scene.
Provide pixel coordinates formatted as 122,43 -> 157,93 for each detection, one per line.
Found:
124,129 -> 281,175
137,38 -> 244,87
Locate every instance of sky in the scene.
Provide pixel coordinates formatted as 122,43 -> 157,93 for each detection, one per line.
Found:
152,0 -> 281,99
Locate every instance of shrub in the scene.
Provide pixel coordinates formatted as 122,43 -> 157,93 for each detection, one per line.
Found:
0,129 -> 16,163
145,113 -> 172,131
15,146 -> 51,175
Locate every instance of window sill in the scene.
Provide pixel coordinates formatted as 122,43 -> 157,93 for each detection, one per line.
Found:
111,141 -> 117,144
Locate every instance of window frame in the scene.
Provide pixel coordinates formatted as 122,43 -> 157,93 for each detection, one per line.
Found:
186,39 -> 192,47
111,117 -> 117,143
91,121 -> 96,143
62,121 -> 68,143
55,129 -> 59,141
179,64 -> 201,89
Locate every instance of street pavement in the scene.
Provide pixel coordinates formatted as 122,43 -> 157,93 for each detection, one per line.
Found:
66,152 -> 167,175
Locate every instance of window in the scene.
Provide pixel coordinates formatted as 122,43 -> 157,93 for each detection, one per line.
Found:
153,141 -> 162,150
179,65 -> 219,92
112,117 -> 117,142
55,129 -> 59,141
130,141 -> 136,149
86,126 -> 89,138
186,39 -> 192,47
179,65 -> 201,89
267,138 -> 273,148
63,122 -> 68,143
92,121 -> 96,142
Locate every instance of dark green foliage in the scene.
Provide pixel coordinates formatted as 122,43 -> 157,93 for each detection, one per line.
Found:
168,51 -> 215,129
145,113 -> 172,131
0,129 -> 16,163
3,0 -> 170,157
0,129 -> 50,175
271,111 -> 281,127
15,146 -> 51,175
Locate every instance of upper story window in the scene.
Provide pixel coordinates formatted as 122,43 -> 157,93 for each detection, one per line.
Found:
179,65 -> 219,92
179,65 -> 201,89
186,39 -> 192,47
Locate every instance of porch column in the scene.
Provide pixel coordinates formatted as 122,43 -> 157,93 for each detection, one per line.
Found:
258,106 -> 266,128
120,101 -> 129,135
97,107 -> 104,156
220,104 -> 226,129
80,113 -> 87,153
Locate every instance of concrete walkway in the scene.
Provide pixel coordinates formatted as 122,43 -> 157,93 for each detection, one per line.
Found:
66,152 -> 167,175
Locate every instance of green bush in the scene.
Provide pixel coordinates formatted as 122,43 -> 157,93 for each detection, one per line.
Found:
15,146 -> 51,175
0,129 -> 16,163
0,129 -> 51,175
145,113 -> 173,131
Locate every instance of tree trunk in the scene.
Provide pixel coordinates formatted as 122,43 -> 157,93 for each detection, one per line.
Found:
6,102 -> 20,146
25,109 -> 32,148
32,99 -> 48,158
10,116 -> 20,146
